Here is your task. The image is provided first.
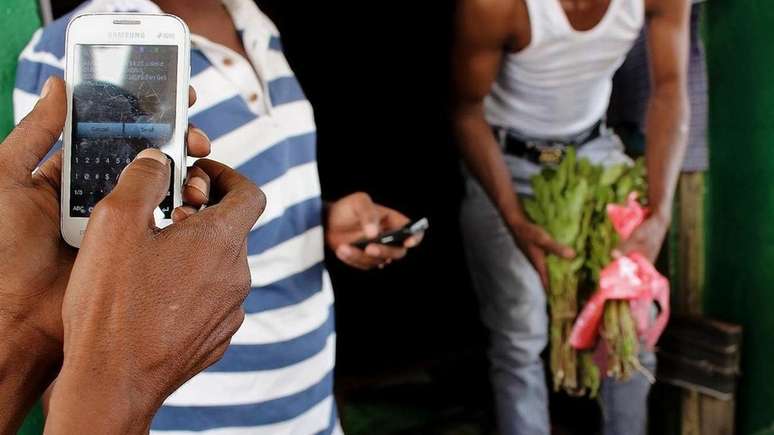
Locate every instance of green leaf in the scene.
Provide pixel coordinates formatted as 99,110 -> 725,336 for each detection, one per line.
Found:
599,164 -> 626,186
523,197 -> 545,225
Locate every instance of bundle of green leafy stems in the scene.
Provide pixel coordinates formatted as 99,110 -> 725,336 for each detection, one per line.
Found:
523,148 -> 647,397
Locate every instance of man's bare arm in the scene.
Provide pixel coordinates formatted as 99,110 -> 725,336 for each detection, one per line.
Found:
453,0 -> 523,228
0,325 -> 59,433
645,0 -> 691,219
453,0 -> 574,285
615,0 -> 691,261
617,0 -> 690,261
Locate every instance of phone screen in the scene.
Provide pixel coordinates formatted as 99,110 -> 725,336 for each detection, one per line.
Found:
70,44 -> 178,218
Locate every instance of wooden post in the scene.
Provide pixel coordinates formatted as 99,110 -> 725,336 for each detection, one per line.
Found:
673,173 -> 735,435
700,394 -> 736,435
673,173 -> 705,435
681,390 -> 701,435
672,173 -> 705,316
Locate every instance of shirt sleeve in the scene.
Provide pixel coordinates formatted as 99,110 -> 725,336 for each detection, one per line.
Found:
13,27 -> 66,124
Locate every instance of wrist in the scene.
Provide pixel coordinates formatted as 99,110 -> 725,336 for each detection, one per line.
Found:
503,208 -> 529,230
46,361 -> 155,435
490,190 -> 528,229
649,203 -> 672,226
0,312 -> 61,373
0,320 -> 60,433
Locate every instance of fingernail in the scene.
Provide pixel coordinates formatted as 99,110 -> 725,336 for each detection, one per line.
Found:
405,237 -> 418,248
365,245 -> 381,257
186,176 -> 208,200
40,77 -> 53,99
365,224 -> 379,238
192,127 -> 210,142
135,148 -> 169,166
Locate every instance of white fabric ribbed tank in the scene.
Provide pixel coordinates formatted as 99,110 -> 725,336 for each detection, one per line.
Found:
485,0 -> 645,138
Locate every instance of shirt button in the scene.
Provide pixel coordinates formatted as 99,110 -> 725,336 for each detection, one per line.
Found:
223,57 -> 234,66
248,93 -> 258,102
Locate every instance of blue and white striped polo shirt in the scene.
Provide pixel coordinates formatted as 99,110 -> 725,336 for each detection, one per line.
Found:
14,0 -> 340,433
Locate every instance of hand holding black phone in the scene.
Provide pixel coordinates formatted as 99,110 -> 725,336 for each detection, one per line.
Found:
352,218 -> 429,250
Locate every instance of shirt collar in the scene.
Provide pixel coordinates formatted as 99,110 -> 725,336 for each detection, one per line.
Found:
222,0 -> 273,34
80,0 -> 163,14
76,0 -> 276,113
79,0 -> 276,51
80,0 -> 276,36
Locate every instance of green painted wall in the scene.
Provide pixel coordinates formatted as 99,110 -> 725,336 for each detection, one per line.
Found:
704,1 -> 774,434
17,404 -> 44,435
2,4 -> 46,434
0,0 -> 41,139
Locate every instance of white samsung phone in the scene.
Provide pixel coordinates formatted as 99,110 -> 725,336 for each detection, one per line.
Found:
62,13 -> 190,247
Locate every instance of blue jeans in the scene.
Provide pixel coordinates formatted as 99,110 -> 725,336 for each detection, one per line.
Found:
459,129 -> 655,435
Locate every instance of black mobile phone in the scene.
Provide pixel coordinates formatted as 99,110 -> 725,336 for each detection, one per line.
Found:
352,218 -> 429,250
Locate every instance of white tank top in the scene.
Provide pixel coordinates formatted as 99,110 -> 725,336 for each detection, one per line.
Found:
485,0 -> 645,138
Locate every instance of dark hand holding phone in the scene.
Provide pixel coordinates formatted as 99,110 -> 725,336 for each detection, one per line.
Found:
352,218 -> 429,250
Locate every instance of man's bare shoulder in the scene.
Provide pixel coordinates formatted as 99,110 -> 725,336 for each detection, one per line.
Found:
458,0 -> 525,47
645,0 -> 689,18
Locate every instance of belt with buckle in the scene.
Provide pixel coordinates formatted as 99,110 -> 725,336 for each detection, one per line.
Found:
494,121 -> 603,165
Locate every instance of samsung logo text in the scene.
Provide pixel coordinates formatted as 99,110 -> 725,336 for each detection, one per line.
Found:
108,31 -> 145,39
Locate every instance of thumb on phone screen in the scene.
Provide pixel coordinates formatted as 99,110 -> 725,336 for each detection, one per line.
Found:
100,148 -> 171,229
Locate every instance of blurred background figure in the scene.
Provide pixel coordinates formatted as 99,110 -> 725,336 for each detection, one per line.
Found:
452,0 -> 689,434
13,0 -> 427,433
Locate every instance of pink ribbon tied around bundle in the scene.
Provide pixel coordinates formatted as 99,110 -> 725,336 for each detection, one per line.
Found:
569,193 -> 670,351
